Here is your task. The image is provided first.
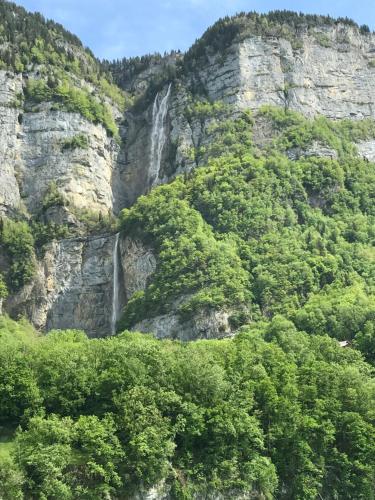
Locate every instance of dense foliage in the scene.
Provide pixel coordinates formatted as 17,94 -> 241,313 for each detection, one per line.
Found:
0,316 -> 374,499
118,107 -> 375,365
0,219 -> 36,292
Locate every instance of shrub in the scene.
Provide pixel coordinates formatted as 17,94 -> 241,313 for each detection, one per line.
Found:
0,219 -> 36,291
0,273 -> 8,300
42,182 -> 66,211
30,222 -> 70,248
314,32 -> 332,47
61,134 -> 89,151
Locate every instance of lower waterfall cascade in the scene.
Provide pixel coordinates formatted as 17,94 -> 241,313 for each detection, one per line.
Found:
111,232 -> 120,334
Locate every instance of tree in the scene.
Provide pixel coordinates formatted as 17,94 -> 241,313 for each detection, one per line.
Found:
14,415 -> 75,499
0,458 -> 24,500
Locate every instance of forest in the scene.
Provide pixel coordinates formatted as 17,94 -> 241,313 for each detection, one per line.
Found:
0,316 -> 374,499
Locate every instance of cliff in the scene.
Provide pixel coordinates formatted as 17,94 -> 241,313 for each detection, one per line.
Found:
123,19 -> 375,198
1,7 -> 375,339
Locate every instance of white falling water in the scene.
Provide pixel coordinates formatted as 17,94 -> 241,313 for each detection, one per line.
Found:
111,233 -> 120,335
149,83 -> 172,186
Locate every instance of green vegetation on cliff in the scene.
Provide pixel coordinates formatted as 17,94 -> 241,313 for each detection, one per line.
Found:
25,78 -> 119,138
0,273 -> 7,299
61,134 -> 89,151
0,219 -> 36,292
119,107 -> 375,366
183,11 -> 372,70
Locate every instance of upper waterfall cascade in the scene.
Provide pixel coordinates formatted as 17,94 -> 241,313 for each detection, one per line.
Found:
111,233 -> 120,335
149,83 -> 172,186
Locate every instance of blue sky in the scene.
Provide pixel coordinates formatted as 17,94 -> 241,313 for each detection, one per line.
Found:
15,0 -> 375,60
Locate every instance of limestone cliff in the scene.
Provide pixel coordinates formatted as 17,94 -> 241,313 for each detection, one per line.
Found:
123,22 -> 375,200
1,9 -> 375,339
0,70 -> 122,220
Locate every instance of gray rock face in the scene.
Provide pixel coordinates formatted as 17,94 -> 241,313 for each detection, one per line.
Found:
357,139 -> 375,161
5,232 -> 158,337
201,26 -> 375,119
0,70 -> 121,219
120,106 -> 156,207
19,110 -> 119,216
132,296 -> 234,341
6,233 -> 125,337
0,72 -> 23,215
286,142 -> 338,160
119,237 -> 156,301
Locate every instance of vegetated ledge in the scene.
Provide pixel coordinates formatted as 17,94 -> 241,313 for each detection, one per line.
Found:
183,10 -> 373,69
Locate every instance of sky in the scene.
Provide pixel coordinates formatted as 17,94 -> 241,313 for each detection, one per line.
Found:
15,0 -> 375,60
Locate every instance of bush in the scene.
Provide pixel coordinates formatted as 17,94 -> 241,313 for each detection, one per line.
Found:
30,222 -> 70,248
61,134 -> 89,151
0,274 -> 8,300
0,219 -> 36,292
42,181 -> 66,211
0,457 -> 24,500
70,207 -> 118,234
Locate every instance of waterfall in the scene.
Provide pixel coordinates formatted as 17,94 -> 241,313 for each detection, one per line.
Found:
111,233 -> 120,335
149,83 -> 172,186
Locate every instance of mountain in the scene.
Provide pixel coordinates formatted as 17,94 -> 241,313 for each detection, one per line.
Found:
1,6 -> 374,340
0,3 -> 374,498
